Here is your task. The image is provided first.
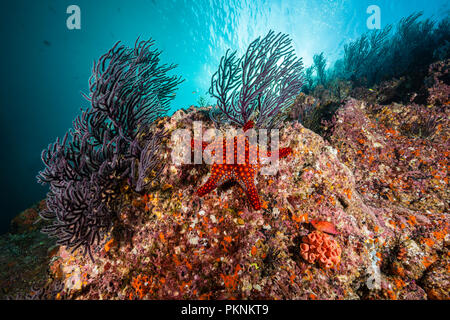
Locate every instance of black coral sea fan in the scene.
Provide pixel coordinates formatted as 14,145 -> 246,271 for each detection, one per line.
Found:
209,30 -> 304,129
37,39 -> 183,260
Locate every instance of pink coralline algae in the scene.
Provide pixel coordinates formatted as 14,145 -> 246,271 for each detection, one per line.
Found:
300,231 -> 342,269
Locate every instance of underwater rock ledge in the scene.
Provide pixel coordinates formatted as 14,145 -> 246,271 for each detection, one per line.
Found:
1,95 -> 449,300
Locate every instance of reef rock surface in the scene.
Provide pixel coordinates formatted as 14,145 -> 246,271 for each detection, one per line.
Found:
1,90 -> 448,301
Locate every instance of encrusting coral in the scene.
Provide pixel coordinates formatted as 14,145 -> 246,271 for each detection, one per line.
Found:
300,231 -> 342,269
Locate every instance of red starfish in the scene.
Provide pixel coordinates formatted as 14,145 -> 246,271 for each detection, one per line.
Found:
192,121 -> 292,210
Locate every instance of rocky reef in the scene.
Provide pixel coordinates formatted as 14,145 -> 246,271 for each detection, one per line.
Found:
1,62 -> 448,299
0,25 -> 448,299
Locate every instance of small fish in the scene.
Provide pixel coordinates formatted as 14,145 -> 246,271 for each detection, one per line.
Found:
310,220 -> 339,235
43,40 -> 51,47
192,91 -> 197,94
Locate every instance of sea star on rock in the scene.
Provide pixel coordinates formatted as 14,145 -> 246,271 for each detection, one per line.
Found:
192,121 -> 292,210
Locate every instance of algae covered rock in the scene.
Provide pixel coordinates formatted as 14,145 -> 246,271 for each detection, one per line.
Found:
2,78 -> 448,300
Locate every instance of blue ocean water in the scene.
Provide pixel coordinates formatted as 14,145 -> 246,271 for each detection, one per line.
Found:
0,0 -> 448,233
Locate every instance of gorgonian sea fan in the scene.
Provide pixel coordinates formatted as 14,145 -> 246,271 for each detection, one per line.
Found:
209,30 -> 304,129
37,39 -> 183,260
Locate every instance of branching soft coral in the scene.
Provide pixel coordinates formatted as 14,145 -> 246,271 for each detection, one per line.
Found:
37,39 -> 182,260
300,230 -> 342,269
209,30 -> 304,129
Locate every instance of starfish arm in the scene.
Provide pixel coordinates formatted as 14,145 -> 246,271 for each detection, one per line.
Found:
237,169 -> 261,210
266,147 -> 292,159
279,147 -> 293,159
196,165 -> 224,197
191,138 -> 209,151
243,179 -> 261,210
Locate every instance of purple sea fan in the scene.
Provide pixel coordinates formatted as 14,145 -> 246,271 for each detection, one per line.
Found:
133,129 -> 168,192
86,39 -> 181,143
37,39 -> 182,260
209,30 -> 304,129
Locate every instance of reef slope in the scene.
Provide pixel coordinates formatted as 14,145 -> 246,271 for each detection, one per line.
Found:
1,80 -> 448,300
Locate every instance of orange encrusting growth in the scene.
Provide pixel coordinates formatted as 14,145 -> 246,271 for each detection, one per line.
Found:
131,274 -> 152,299
300,230 -> 342,269
194,120 -> 292,210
